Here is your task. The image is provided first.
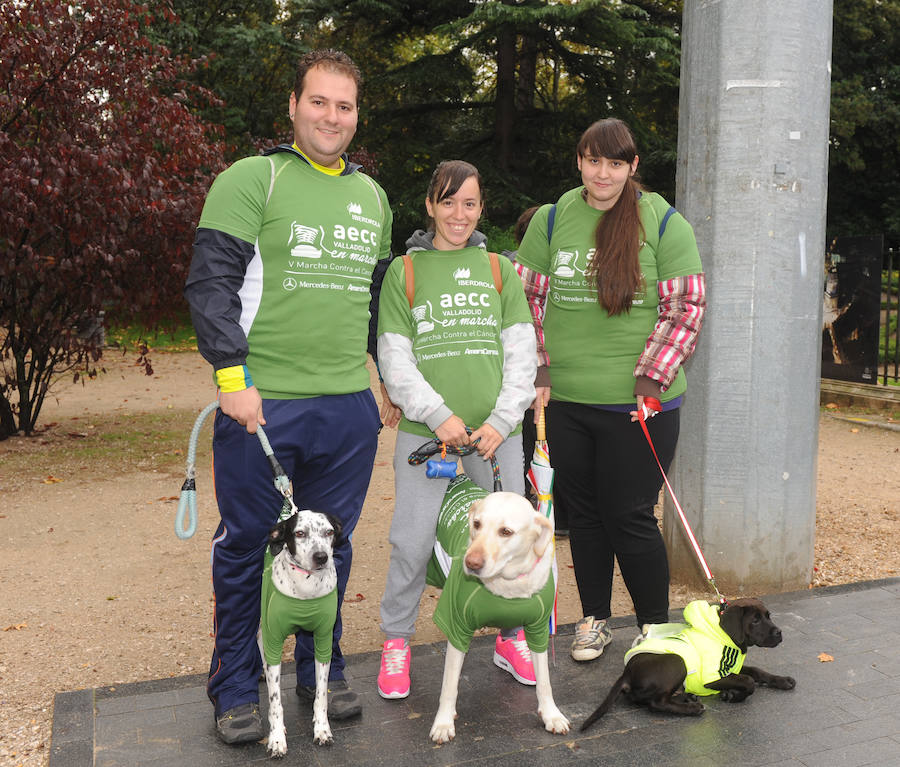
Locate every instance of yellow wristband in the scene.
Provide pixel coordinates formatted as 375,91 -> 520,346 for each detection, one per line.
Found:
215,365 -> 253,393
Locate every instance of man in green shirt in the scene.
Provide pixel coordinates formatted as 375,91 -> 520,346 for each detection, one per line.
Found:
185,49 -> 393,744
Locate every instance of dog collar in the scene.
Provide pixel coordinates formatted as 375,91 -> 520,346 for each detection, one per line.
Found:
516,553 -> 543,579
289,562 -> 312,577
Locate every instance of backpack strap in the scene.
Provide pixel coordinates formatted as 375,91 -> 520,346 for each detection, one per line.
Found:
403,254 -> 415,308
488,251 -> 503,294
658,205 -> 676,240
402,251 -> 502,309
547,204 -> 557,242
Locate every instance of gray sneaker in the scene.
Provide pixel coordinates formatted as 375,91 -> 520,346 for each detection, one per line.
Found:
571,616 -> 612,661
631,623 -> 651,649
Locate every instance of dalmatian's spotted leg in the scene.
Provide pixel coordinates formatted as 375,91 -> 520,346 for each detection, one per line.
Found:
312,659 -> 333,745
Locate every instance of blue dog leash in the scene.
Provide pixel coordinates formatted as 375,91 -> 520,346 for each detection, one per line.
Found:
175,401 -> 297,539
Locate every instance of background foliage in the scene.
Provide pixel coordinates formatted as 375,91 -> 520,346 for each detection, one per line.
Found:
0,0 -> 223,436
829,0 -> 900,243
2,0 -> 897,436
149,0 -> 899,248
151,0 -> 684,250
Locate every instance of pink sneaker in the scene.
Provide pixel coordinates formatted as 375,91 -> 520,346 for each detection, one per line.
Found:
377,638 -> 411,699
493,630 -> 536,686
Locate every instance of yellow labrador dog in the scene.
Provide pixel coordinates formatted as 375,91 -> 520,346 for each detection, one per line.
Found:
428,490 -> 570,743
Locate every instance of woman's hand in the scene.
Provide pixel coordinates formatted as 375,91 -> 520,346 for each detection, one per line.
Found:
469,423 -> 502,459
630,394 -> 661,423
532,386 -> 551,420
379,382 -> 402,428
434,414 -> 470,447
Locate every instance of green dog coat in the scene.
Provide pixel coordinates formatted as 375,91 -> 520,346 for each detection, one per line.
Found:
259,550 -> 337,666
426,475 -> 554,654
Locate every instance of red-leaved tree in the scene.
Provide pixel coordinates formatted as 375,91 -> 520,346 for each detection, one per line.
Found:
0,0 -> 224,438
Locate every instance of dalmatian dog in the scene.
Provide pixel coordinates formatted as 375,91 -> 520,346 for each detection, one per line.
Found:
257,509 -> 341,758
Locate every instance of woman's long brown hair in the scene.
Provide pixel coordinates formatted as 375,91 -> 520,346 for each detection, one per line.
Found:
578,119 -> 645,316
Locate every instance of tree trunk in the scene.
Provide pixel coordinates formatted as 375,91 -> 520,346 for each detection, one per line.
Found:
516,33 -> 538,113
0,396 -> 15,440
494,24 -> 517,172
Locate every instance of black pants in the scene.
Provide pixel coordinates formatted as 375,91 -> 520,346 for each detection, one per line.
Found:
547,400 -> 679,627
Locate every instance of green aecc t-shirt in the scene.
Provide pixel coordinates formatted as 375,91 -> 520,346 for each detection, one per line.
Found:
515,188 -> 701,405
425,475 -> 554,654
433,559 -> 555,654
197,153 -> 392,398
377,247 -> 532,437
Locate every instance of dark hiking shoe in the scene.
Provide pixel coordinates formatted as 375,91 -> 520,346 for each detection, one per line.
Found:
215,702 -> 263,744
296,678 -> 362,719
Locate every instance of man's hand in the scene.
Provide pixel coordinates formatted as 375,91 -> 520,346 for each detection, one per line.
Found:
434,414 -> 469,447
219,387 -> 265,434
469,423 -> 502,460
379,382 -> 401,428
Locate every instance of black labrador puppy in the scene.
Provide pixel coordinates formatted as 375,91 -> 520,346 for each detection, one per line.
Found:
581,598 -> 796,731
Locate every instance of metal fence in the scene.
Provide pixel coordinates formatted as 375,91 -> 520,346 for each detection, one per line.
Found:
883,249 -> 900,385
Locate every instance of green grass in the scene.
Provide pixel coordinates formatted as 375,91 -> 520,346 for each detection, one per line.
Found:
1,409 -> 208,481
107,323 -> 198,353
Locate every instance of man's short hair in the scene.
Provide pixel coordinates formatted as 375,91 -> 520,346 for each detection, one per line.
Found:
293,49 -> 362,103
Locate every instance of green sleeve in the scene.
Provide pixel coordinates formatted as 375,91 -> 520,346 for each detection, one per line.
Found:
376,182 -> 394,262
432,563 -> 475,653
313,590 -> 338,664
521,576 -> 555,653
377,256 -> 415,338
197,156 -> 271,244
497,255 -> 533,329
511,203 -> 554,275
646,194 -> 702,280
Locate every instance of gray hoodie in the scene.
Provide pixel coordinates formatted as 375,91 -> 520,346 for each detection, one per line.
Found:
404,228 -> 488,253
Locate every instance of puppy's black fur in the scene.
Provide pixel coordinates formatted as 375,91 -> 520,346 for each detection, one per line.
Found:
581,598 -> 795,732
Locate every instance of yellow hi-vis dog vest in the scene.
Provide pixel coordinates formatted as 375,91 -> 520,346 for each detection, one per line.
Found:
624,600 -> 746,696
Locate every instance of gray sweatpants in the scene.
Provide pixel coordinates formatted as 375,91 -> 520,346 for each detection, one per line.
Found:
379,429 -> 525,639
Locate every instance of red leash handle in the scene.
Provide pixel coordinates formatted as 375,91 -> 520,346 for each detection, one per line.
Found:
640,396 -> 662,420
637,402 -> 727,606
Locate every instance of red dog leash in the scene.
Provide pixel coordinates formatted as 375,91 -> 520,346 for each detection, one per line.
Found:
637,397 -> 727,608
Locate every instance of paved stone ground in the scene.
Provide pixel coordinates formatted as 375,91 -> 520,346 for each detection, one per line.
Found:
50,578 -> 900,767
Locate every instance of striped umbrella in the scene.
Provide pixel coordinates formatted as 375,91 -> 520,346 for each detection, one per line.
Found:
525,402 -> 559,636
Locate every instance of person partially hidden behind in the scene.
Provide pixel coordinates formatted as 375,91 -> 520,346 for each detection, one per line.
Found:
503,205 -> 568,533
185,49 -> 394,744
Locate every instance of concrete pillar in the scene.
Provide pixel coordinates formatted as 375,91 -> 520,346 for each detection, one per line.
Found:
669,0 -> 833,593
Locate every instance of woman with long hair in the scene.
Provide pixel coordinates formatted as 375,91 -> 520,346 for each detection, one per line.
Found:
515,119 -> 706,662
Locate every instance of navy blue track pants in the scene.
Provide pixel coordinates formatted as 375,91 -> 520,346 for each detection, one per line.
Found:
207,391 -> 381,715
